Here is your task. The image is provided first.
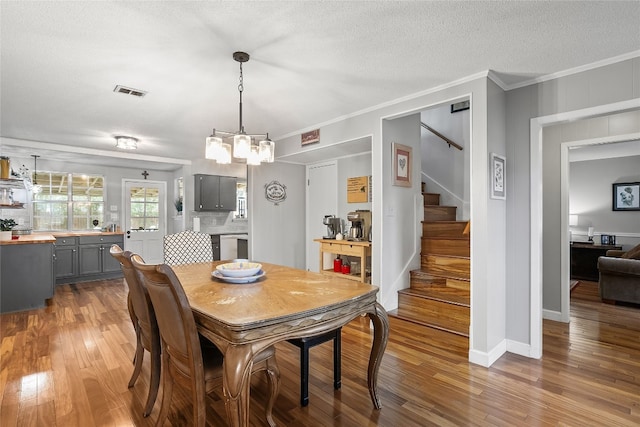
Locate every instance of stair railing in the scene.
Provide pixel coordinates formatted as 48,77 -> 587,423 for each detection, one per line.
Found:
421,122 -> 463,151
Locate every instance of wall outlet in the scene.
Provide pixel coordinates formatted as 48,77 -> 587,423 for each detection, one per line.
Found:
110,213 -> 118,221
110,205 -> 118,211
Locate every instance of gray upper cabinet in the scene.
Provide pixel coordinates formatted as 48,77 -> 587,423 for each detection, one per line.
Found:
194,174 -> 237,211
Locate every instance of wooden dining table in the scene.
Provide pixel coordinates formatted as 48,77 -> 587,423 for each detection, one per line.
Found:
171,260 -> 389,427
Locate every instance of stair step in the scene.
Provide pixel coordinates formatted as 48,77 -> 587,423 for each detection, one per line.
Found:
394,289 -> 470,336
422,192 -> 440,206
421,254 -> 470,280
422,237 -> 470,257
410,270 -> 470,291
424,205 -> 457,221
422,221 -> 469,238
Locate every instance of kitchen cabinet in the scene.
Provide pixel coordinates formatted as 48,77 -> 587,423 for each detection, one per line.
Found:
55,234 -> 124,284
54,236 -> 78,280
194,174 -> 237,211
1,241 -> 54,313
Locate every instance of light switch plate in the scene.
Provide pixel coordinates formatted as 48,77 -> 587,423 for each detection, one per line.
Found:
110,205 -> 118,211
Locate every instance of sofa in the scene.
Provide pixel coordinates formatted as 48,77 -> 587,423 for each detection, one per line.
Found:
597,243 -> 640,305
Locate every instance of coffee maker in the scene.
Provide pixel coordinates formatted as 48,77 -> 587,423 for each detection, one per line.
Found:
322,215 -> 341,239
346,210 -> 371,241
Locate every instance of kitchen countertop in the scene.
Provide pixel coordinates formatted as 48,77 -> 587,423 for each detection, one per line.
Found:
0,231 -> 124,246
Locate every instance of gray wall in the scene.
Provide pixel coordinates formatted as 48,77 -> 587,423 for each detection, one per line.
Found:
570,154 -> 640,249
249,161 -> 306,269
542,112 -> 640,314
337,152 -> 372,228
420,103 -> 470,219
4,155 -> 176,231
505,57 -> 640,346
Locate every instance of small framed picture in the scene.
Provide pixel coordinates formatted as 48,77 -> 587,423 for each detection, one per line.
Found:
490,153 -> 506,200
392,142 -> 412,187
601,234 -> 609,245
612,182 -> 640,211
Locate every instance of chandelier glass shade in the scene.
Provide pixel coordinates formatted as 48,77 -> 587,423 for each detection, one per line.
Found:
205,51 -> 274,165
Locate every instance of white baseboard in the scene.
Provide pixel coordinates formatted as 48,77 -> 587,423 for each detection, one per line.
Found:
542,308 -> 563,322
469,339 -> 507,367
506,339 -> 540,359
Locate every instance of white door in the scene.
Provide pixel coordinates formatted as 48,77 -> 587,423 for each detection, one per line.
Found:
123,180 -> 166,264
306,162 -> 338,272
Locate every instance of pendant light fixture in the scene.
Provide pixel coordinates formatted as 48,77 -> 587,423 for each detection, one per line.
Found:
31,154 -> 42,194
205,51 -> 274,165
115,136 -> 138,150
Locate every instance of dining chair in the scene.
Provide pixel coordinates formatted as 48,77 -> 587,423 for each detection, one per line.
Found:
163,230 -> 213,265
130,255 -> 280,427
110,245 -> 161,417
287,328 -> 341,407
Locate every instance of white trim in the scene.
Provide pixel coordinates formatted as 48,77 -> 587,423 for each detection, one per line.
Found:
469,339 -> 506,368
506,339 -> 533,358
542,309 -> 563,323
530,98 -> 640,361
1,137 -> 191,165
508,50 -> 640,91
420,172 -> 467,205
276,75 -> 484,140
572,231 -> 640,239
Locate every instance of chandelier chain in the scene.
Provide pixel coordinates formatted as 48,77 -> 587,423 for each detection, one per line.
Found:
238,62 -> 244,94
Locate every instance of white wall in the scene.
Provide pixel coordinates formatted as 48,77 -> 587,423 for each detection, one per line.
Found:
249,161 -> 306,269
570,153 -> 640,249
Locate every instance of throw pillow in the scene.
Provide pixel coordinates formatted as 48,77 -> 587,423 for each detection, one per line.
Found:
621,243 -> 640,260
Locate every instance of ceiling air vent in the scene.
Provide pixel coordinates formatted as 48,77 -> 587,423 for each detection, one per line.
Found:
113,85 -> 147,97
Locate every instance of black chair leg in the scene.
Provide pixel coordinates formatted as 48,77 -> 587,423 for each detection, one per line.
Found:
300,345 -> 310,407
333,331 -> 341,390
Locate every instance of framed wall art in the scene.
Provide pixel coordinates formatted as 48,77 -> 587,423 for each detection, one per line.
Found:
612,182 -> 640,211
392,143 -> 412,187
490,153 -> 506,200
301,129 -> 320,146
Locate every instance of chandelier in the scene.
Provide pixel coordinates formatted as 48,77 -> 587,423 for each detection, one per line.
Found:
205,51 -> 274,165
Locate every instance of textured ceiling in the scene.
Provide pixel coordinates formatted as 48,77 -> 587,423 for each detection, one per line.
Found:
1,1 -> 639,169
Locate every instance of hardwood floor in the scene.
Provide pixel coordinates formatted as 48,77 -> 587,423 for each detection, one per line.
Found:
1,279 -> 639,426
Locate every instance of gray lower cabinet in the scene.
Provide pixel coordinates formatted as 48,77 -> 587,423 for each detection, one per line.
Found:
0,242 -> 54,313
55,234 -> 124,284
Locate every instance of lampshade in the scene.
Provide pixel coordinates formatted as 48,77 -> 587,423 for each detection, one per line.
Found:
247,145 -> 261,166
233,134 -> 251,159
569,214 -> 578,226
259,137 -> 275,163
217,143 -> 232,164
205,134 -> 223,160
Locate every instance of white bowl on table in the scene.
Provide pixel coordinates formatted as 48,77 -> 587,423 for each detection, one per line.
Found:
216,261 -> 262,278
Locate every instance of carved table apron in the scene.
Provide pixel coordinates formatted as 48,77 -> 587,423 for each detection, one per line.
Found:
172,261 -> 389,427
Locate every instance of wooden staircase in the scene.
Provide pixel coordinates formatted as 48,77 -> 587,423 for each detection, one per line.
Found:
389,184 -> 470,337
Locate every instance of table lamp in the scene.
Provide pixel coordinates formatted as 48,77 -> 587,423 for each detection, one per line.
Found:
588,227 -> 594,242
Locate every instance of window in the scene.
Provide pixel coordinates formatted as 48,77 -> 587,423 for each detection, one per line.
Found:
129,185 -> 159,231
32,172 -> 104,231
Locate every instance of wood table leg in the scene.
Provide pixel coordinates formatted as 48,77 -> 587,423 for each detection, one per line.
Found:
366,302 -> 389,409
222,344 -> 254,427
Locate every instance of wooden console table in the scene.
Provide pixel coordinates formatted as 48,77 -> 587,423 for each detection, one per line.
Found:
570,242 -> 622,281
314,238 -> 371,283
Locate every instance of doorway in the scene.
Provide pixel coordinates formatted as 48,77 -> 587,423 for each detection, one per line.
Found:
123,179 -> 166,264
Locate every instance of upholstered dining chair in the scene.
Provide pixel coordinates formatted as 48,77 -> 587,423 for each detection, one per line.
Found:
110,245 -> 160,417
163,230 -> 213,265
130,255 -> 280,427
